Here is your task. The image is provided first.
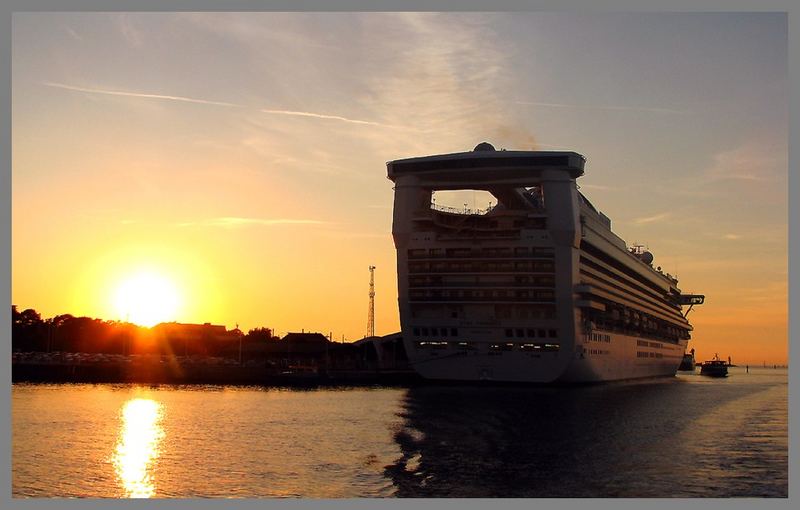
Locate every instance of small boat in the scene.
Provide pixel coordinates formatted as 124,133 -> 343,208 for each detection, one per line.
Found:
700,354 -> 728,377
678,348 -> 696,371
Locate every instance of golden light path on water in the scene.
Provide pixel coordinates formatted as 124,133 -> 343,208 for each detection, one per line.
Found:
112,398 -> 165,498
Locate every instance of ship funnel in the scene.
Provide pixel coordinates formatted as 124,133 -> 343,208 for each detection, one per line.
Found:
473,142 -> 496,152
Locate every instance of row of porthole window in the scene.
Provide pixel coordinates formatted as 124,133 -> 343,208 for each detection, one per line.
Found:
408,247 -> 555,258
413,327 -> 458,337
505,328 -> 558,339
414,340 -> 560,352
636,351 -> 664,359
636,340 -> 665,349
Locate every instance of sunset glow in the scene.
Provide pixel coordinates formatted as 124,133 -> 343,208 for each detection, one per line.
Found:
11,12 -> 788,364
112,271 -> 181,327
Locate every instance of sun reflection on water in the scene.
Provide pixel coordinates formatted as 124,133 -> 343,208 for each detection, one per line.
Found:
112,398 -> 165,498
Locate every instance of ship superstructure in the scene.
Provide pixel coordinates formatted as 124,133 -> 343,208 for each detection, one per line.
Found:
387,142 -> 704,383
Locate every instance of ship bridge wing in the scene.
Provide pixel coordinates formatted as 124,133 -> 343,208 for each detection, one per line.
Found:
677,294 -> 704,318
677,294 -> 705,305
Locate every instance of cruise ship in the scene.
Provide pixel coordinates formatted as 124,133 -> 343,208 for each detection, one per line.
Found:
387,142 -> 704,383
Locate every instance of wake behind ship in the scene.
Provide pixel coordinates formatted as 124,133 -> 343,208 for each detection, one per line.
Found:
387,142 -> 704,383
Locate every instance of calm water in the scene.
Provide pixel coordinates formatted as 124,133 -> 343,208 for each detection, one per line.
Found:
12,366 -> 788,498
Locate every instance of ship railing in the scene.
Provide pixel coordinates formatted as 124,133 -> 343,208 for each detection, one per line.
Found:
430,203 -> 496,215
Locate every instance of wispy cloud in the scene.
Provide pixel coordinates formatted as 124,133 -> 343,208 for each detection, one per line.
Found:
115,14 -> 144,48
723,233 -> 742,240
579,184 -> 616,191
44,81 -> 405,129
704,142 -> 786,183
258,109 -> 395,128
176,217 -> 331,228
515,100 -> 687,115
633,212 -> 671,225
64,26 -> 83,41
358,13 -> 539,152
43,82 -> 241,107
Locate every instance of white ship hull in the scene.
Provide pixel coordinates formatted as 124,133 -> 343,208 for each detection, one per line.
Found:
387,143 -> 703,384
408,330 -> 687,383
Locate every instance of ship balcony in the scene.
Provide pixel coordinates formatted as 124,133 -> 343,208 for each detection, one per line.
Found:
412,206 -> 547,232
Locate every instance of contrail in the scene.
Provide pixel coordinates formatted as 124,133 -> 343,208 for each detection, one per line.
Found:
43,81 -> 401,128
633,212 -> 671,225
43,81 -> 242,107
259,108 -> 393,127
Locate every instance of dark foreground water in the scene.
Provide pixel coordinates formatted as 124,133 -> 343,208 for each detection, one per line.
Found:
12,366 -> 787,498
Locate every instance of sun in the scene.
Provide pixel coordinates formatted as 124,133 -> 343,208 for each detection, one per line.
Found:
113,270 -> 181,327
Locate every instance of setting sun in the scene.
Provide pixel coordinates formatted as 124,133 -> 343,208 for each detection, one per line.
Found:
112,271 -> 181,327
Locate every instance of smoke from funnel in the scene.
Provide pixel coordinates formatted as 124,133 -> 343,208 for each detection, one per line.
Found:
490,124 -> 538,150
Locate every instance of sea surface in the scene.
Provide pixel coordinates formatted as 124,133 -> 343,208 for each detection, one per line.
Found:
12,366 -> 788,498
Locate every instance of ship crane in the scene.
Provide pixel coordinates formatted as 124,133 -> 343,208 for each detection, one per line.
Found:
366,265 -> 376,338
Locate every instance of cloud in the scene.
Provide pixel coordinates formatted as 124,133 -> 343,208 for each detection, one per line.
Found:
704,142 -> 786,183
258,108 -> 396,128
357,13 -> 538,152
43,82 -> 242,108
579,184 -> 615,191
116,14 -> 144,48
176,217 -> 330,228
44,81 -> 408,129
515,100 -> 687,115
64,26 -> 83,41
723,234 -> 742,240
633,212 -> 671,225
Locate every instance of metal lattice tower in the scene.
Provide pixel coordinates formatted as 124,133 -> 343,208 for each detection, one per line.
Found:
366,265 -> 376,338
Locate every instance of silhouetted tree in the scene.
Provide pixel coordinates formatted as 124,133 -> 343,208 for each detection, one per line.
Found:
246,327 -> 275,342
11,306 -> 46,351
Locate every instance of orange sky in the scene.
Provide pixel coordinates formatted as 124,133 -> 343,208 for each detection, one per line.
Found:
11,13 -> 788,364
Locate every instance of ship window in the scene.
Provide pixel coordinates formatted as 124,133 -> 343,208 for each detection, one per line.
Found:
451,328 -> 458,336
505,329 -> 513,338
422,328 -> 429,336
516,329 -> 524,338
548,329 -> 557,338
413,328 -> 420,336
538,329 -> 546,338
527,329 -> 535,337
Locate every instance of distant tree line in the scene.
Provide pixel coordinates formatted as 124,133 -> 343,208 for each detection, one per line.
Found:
11,305 -> 280,359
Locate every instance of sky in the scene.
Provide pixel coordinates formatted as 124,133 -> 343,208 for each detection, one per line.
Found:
11,12 -> 788,364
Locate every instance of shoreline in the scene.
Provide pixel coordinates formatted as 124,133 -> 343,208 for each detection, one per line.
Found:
12,361 -> 422,387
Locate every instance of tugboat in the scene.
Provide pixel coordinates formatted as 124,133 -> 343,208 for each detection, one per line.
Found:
678,348 -> 696,371
700,353 -> 728,377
